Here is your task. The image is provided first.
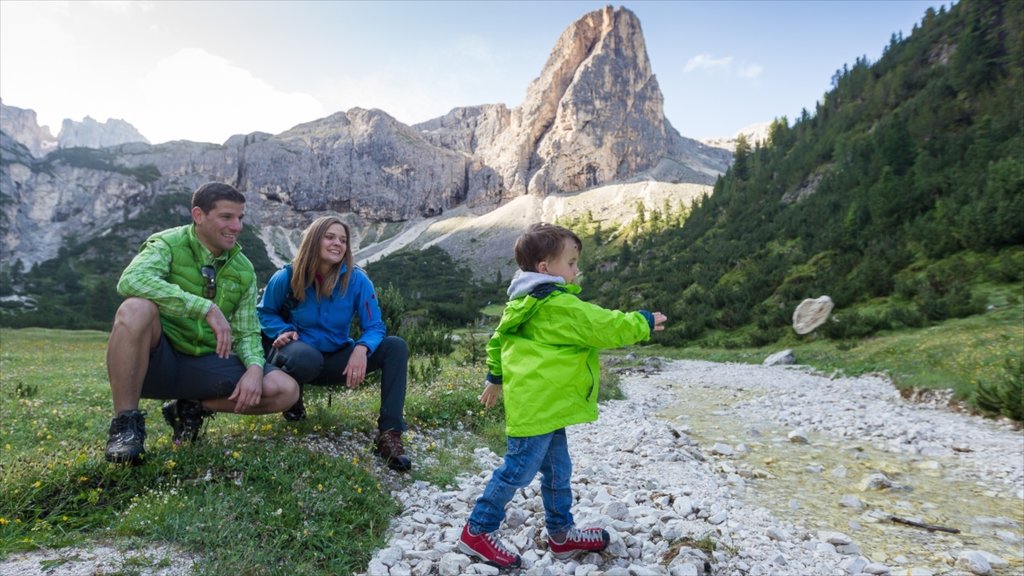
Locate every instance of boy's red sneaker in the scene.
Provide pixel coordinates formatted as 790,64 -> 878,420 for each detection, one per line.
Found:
548,526 -> 610,560
457,524 -> 522,569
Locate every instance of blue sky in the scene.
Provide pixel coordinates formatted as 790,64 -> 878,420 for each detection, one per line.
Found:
0,1 -> 946,145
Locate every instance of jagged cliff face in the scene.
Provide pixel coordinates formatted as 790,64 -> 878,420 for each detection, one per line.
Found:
0,6 -> 732,270
239,109 -> 471,219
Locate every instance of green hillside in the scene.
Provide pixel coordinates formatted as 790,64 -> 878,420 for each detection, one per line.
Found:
575,0 -> 1022,348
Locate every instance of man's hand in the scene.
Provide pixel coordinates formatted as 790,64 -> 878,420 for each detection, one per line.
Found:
343,345 -> 368,390
205,304 -> 232,358
652,312 -> 668,331
228,365 -> 264,413
273,330 -> 299,348
479,382 -> 502,409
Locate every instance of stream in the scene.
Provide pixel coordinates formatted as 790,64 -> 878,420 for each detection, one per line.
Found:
661,380 -> 1023,575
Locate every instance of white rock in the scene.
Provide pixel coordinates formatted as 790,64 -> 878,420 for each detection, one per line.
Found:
787,429 -> 809,444
438,553 -> 471,576
955,550 -> 993,575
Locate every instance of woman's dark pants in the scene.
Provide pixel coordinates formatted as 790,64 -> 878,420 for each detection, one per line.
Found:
268,337 -> 408,432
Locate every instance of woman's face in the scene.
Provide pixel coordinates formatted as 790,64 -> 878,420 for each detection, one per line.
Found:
318,223 -> 348,267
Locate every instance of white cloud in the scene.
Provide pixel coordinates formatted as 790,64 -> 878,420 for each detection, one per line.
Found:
683,54 -> 733,73
130,48 -> 325,144
89,1 -> 154,14
683,53 -> 762,81
738,64 -> 763,79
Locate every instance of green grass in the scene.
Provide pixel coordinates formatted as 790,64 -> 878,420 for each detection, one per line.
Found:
648,302 -> 1024,408
0,328 -> 505,573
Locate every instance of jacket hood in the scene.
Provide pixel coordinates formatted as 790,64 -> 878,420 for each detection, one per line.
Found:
507,270 -> 565,299
498,271 -> 582,335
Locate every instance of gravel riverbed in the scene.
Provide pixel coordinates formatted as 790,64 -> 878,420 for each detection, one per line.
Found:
361,359 -> 1023,576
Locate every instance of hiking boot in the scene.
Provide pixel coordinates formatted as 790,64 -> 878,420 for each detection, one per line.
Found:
282,392 -> 306,421
105,409 -> 147,465
548,526 -> 610,560
457,524 -> 522,569
374,429 -> 412,472
162,399 -> 213,444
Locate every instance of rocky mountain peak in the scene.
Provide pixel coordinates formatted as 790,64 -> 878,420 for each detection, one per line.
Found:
0,99 -> 58,157
420,6 -> 730,198
58,116 -> 149,149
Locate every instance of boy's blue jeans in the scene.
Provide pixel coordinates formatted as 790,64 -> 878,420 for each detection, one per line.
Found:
468,428 -> 574,535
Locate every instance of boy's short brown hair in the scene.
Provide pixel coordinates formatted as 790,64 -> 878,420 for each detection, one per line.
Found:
514,223 -> 582,272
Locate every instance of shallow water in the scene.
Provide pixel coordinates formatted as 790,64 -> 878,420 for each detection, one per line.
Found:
661,384 -> 1024,575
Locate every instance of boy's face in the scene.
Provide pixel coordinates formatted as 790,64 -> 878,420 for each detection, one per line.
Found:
538,238 -> 580,283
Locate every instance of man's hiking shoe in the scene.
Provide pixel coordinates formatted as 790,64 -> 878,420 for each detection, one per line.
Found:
457,524 -> 522,569
105,409 -> 146,465
162,399 -> 213,444
374,429 -> 412,472
282,392 -> 306,421
548,526 -> 610,560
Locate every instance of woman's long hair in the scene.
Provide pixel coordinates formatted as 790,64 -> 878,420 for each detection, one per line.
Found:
290,216 -> 353,301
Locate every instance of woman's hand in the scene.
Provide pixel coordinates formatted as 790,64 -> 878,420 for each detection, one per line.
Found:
273,331 -> 299,348
344,345 -> 369,389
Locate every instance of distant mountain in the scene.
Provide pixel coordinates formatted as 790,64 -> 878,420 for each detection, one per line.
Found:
57,115 -> 149,149
0,100 -> 148,155
0,99 -> 58,157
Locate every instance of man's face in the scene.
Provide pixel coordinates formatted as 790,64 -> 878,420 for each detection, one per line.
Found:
192,200 -> 244,256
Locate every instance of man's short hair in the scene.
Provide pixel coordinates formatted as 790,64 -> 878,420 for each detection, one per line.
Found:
192,182 -> 246,213
514,223 -> 582,272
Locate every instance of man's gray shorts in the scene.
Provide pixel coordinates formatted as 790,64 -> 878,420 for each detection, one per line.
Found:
140,334 -> 279,400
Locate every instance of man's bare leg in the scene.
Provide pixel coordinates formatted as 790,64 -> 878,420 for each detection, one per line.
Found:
107,298 -> 162,413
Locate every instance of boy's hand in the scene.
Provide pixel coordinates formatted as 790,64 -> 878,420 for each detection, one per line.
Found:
652,312 -> 668,331
479,382 -> 503,409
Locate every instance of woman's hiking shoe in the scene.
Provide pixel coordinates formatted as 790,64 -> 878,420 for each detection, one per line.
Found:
457,524 -> 522,569
548,526 -> 610,559
162,399 -> 213,444
104,409 -> 147,465
374,429 -> 412,472
282,393 -> 306,421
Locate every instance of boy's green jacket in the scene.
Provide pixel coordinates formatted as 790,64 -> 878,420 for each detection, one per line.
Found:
486,276 -> 652,437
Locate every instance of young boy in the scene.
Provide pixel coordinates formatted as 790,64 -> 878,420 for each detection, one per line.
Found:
457,223 -> 667,568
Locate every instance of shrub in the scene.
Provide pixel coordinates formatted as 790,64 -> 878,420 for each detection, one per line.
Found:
974,357 -> 1024,422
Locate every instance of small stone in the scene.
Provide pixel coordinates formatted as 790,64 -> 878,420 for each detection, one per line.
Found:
858,473 -> 892,491
955,550 -> 993,575
839,495 -> 864,509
